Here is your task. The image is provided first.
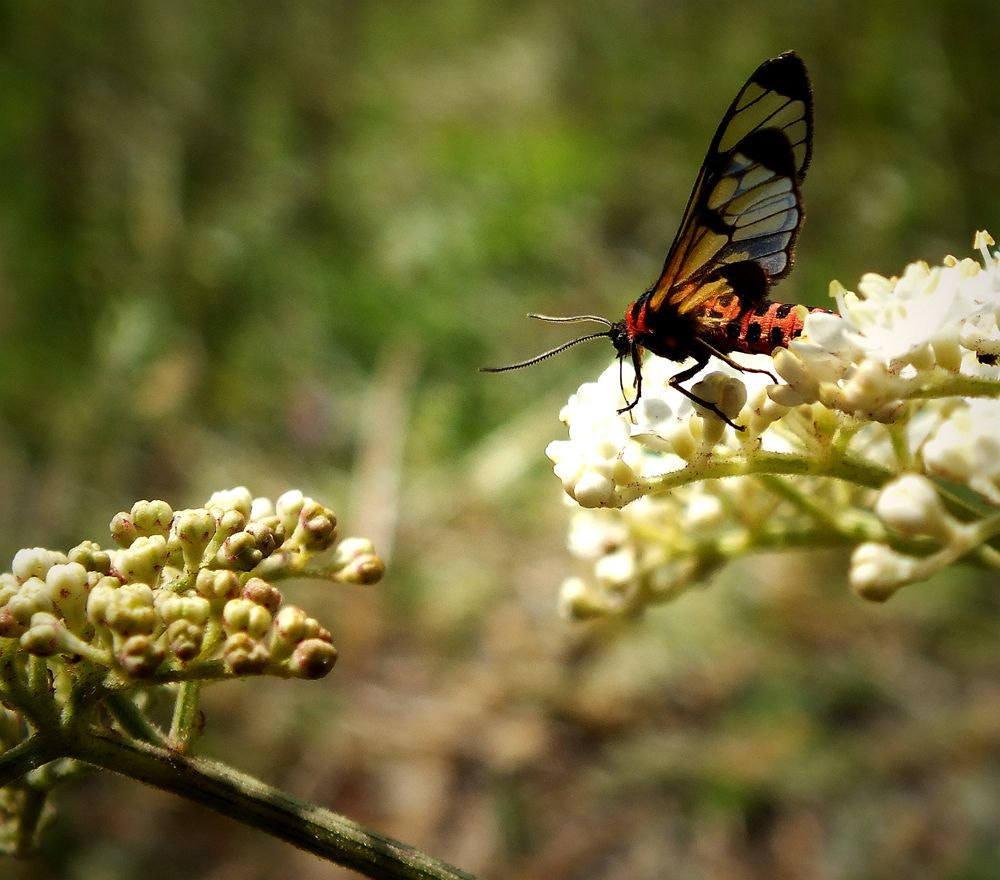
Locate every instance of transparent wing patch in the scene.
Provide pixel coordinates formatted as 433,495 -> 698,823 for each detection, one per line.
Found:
647,52 -> 812,315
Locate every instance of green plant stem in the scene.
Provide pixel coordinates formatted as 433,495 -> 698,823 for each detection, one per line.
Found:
105,690 -> 168,746
757,474 -> 882,542
640,448 -> 893,497
63,730 -> 476,880
15,784 -> 48,857
0,735 -> 60,786
170,680 -> 202,748
640,448 -> 996,528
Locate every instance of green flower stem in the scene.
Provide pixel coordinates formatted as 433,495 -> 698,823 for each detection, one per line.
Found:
635,450 -> 1000,570
104,690 -> 168,746
676,523 -> 854,566
13,783 -> 48,857
886,420 -> 913,470
909,373 -> 1000,400
253,551 -> 341,581
828,420 -> 863,462
641,449 -> 894,497
642,448 -> 989,526
62,730 -> 476,880
968,510 -> 1000,541
963,513 -> 1000,569
26,656 -> 49,699
0,734 -> 61,788
63,666 -> 104,723
170,681 -> 202,748
895,520 -> 1000,584
757,474 -> 883,542
0,650 -> 57,734
976,544 -> 1000,568
146,659 -> 234,683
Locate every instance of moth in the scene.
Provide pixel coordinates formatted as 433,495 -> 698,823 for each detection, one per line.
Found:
484,51 -> 821,430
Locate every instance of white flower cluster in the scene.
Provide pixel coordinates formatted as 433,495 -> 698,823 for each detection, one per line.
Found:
549,233 -> 1000,616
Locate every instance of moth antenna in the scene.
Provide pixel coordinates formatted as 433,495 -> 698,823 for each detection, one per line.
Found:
480,330 -> 612,373
528,313 -> 614,327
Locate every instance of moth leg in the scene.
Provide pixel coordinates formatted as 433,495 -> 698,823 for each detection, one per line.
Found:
669,357 -> 745,431
616,347 -> 645,418
696,337 -> 779,383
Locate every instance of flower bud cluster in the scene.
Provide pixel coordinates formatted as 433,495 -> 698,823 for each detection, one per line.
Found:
0,488 -> 383,682
547,234 -> 1000,615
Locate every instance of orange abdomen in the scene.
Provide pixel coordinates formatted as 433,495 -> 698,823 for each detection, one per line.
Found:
701,294 -> 826,356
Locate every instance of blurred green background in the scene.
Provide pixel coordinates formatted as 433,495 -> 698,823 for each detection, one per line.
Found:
4,2 -> 1000,879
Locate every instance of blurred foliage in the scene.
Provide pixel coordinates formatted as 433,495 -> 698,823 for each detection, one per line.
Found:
3,1 -> 1000,879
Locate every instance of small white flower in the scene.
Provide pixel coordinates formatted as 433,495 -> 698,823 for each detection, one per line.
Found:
850,542 -> 920,602
835,248 -> 1000,373
594,547 -> 637,591
558,576 -> 622,619
567,507 -> 628,559
839,265 -> 951,365
923,398 -> 1000,505
874,475 -> 954,542
832,359 -> 907,423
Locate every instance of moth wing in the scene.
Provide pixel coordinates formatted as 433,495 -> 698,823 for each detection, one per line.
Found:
646,52 -> 813,316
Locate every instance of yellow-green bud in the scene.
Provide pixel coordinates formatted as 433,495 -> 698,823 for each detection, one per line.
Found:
215,532 -> 262,571
250,496 -> 275,520
131,500 -> 174,538
273,605 -> 326,642
290,501 -> 337,551
68,541 -> 112,574
20,612 -> 94,657
117,635 -> 166,678
222,598 -> 271,640
275,490 -> 305,535
272,605 -> 308,651
173,508 -> 216,569
109,512 -> 139,548
103,583 -> 157,636
1,578 -> 55,637
86,577 -> 122,629
223,632 -> 269,674
216,509 -> 246,540
11,548 -> 68,583
157,594 -> 210,626
165,619 -> 204,662
0,573 -> 17,607
244,520 -> 279,559
289,638 -> 337,679
194,569 -> 241,604
44,562 -> 90,630
332,537 -> 384,585
115,535 -> 168,586
242,577 -> 281,613
18,612 -> 62,655
207,486 -> 253,519
0,607 -> 18,638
